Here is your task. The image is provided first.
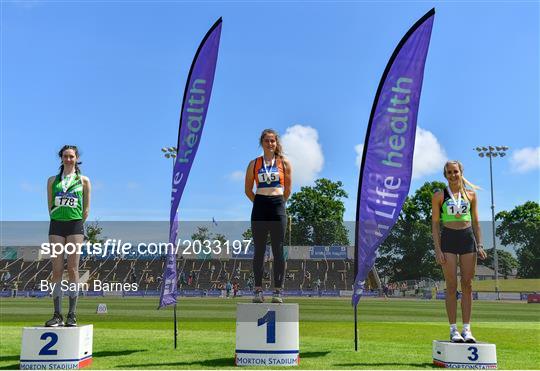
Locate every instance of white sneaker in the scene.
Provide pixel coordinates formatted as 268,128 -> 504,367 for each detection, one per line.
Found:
450,328 -> 464,343
252,290 -> 264,303
271,290 -> 283,303
461,329 -> 476,343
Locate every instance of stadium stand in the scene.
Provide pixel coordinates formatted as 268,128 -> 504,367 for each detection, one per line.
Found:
2,247 -> 530,300
0,255 -> 357,293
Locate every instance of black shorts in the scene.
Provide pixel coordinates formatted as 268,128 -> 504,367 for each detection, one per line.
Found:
251,194 -> 286,221
49,220 -> 84,237
441,226 -> 477,255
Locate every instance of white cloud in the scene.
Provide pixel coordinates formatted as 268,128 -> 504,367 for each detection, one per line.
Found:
411,127 -> 447,179
281,125 -> 324,186
126,181 -> 140,190
355,144 -> 364,168
93,180 -> 104,191
20,182 -> 40,193
227,170 -> 244,182
510,147 -> 540,173
13,0 -> 41,9
354,127 -> 447,180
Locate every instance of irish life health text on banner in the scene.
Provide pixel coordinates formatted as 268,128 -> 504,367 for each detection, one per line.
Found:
159,19 -> 222,308
353,10 -> 434,306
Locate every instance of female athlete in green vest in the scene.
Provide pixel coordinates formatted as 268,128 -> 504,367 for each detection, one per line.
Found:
432,161 -> 487,343
45,145 -> 91,327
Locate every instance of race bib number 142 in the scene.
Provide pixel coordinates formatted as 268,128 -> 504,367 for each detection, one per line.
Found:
446,201 -> 469,215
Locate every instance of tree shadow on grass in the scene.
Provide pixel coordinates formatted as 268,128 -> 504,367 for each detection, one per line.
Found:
0,350 -> 147,370
117,352 -> 331,368
335,362 -> 434,368
94,349 -> 148,358
300,351 -> 331,358
116,357 -> 233,368
0,356 -> 18,362
0,355 -> 19,370
0,363 -> 19,370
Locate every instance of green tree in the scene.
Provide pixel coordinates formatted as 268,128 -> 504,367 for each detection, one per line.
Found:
376,181 -> 446,282
191,226 -> 229,257
482,248 -> 518,278
85,221 -> 105,244
214,233 -> 228,247
496,201 -> 540,278
287,178 -> 349,246
242,228 -> 252,241
191,226 -> 211,242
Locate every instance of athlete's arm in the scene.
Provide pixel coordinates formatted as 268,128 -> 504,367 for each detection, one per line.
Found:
82,176 -> 91,222
470,190 -> 486,260
244,160 -> 255,202
431,191 -> 446,265
283,157 -> 292,201
47,176 -> 55,214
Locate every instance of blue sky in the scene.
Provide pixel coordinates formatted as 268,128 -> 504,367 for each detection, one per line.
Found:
1,1 -> 539,223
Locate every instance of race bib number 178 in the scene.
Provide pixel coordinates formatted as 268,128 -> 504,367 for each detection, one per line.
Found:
55,196 -> 78,208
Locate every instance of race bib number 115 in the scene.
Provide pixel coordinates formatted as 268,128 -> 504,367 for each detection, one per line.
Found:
258,172 -> 279,184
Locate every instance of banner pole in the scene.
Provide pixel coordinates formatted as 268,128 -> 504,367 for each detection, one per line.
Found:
174,304 -> 178,349
351,7 -> 434,352
354,306 -> 358,351
158,17 -> 222,349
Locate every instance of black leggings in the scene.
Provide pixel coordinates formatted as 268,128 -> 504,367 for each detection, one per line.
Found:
251,195 -> 287,289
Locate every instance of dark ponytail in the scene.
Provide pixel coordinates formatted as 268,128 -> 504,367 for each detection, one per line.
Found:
58,145 -> 82,175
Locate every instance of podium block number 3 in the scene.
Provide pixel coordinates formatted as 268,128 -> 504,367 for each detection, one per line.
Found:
467,346 -> 479,361
257,310 -> 276,344
38,332 -> 59,355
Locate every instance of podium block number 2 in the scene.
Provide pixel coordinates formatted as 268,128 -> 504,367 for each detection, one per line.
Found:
257,310 -> 276,344
38,332 -> 59,355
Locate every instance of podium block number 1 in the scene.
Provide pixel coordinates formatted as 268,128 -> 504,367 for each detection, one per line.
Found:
39,332 -> 59,355
257,310 -> 276,344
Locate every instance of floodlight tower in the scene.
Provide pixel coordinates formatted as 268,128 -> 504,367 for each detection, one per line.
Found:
474,145 -> 509,294
161,147 -> 178,169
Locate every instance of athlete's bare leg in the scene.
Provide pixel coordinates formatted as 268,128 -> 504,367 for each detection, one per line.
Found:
459,252 -> 477,324
441,253 -> 459,324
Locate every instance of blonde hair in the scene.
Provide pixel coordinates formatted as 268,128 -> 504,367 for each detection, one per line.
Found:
443,160 -> 480,201
259,129 -> 284,158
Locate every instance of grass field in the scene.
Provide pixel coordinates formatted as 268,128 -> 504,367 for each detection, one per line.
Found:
471,279 -> 540,292
1,297 -> 539,369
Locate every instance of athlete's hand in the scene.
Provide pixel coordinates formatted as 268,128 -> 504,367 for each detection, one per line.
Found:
435,249 -> 446,265
477,246 -> 487,260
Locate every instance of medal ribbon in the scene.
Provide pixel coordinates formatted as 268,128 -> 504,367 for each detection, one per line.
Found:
262,156 -> 275,184
61,173 -> 77,193
446,186 -> 462,217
